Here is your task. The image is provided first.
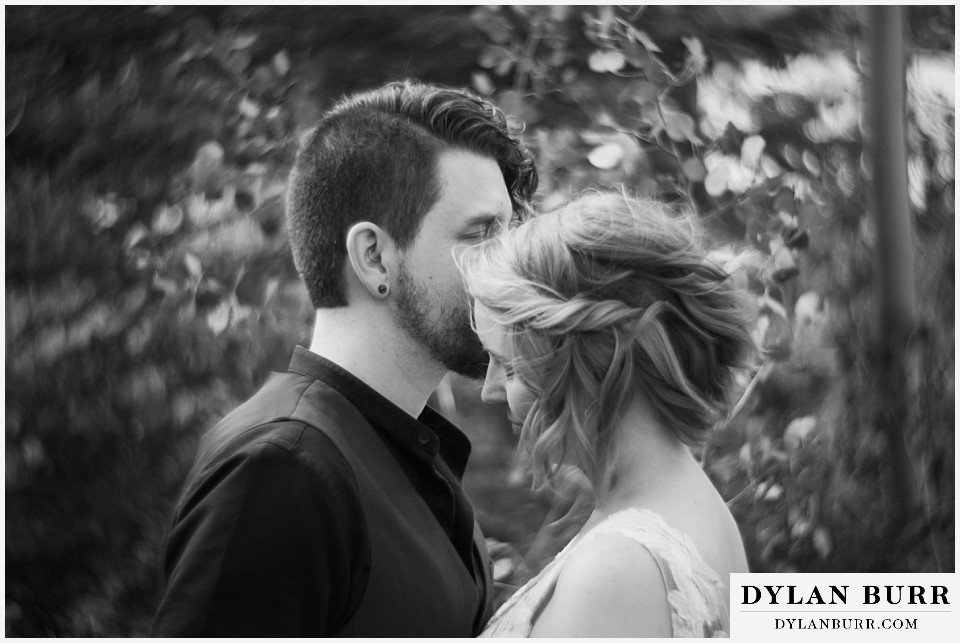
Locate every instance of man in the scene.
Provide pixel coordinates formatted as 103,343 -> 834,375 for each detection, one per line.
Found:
151,80 -> 537,636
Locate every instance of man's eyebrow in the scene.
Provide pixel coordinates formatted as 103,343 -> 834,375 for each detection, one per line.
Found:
462,213 -> 503,228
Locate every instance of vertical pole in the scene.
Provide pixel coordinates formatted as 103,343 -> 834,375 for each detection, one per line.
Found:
864,6 -> 920,551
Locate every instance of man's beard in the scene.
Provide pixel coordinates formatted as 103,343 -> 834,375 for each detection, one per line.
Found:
394,261 -> 488,379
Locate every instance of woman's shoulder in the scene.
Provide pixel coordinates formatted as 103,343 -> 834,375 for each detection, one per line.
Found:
530,517 -> 674,637
530,507 -> 734,637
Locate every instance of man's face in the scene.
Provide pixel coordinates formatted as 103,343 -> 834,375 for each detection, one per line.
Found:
394,149 -> 513,379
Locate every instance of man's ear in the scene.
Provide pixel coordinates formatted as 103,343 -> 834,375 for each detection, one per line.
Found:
345,222 -> 393,298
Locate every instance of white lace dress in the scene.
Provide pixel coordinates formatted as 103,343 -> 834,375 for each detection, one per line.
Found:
481,508 -> 729,638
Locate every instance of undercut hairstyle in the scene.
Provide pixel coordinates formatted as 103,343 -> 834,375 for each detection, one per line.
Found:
286,80 -> 538,308
459,191 -> 756,488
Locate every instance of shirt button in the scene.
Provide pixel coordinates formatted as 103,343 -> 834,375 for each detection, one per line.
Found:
417,431 -> 431,445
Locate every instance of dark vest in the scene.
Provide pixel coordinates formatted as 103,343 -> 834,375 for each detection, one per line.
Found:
287,378 -> 492,636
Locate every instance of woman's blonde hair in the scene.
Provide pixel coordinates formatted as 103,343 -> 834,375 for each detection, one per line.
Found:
459,191 -> 755,488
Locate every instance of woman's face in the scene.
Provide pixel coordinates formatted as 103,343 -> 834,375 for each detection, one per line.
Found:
474,302 -> 536,431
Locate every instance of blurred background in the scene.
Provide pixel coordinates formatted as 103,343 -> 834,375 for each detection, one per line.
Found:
5,5 -> 954,636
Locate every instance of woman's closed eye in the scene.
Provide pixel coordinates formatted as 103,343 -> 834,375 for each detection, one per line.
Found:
488,353 -> 516,379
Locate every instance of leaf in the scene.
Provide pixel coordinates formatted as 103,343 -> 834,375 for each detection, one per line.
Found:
21,436 -> 46,467
662,110 -> 700,144
763,483 -> 783,502
587,143 -> 624,170
760,155 -> 783,178
232,33 -> 259,50
772,244 -> 798,283
789,506 -> 812,538
472,71 -> 495,96
813,526 -> 833,559
250,65 -> 275,96
771,212 -> 792,232
739,442 -> 753,474
704,164 -> 729,197
740,135 -> 766,169
152,273 -> 179,297
632,29 -> 662,53
178,299 -> 196,322
494,55 -> 515,77
794,290 -> 823,325
152,204 -> 183,235
272,49 -> 291,77
206,301 -> 231,337
623,79 -> 658,105
124,223 -> 150,250
497,90 -> 541,126
226,48 -> 253,75
782,143 -> 802,168
622,40 -> 651,69
116,57 -> 140,89
772,187 -> 796,215
802,149 -> 822,177
588,50 -> 626,73
263,278 -> 280,305
183,252 -> 202,279
682,36 -> 707,73
784,416 -> 817,451
239,97 -> 261,119
85,197 -> 121,229
479,44 -> 514,72
188,141 -> 224,196
783,226 -> 810,250
681,157 -> 706,182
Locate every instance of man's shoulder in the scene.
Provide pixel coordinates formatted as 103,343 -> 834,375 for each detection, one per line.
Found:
203,370 -> 368,456
184,372 -> 370,496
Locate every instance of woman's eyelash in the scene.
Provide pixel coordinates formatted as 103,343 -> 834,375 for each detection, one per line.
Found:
487,352 -> 515,378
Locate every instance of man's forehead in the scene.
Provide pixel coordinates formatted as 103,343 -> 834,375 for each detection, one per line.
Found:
432,150 -> 511,220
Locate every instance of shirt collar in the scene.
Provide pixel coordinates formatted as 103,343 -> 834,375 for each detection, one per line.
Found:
287,346 -> 473,477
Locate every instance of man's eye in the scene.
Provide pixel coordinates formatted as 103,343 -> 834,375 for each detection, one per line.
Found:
470,219 -> 502,241
477,226 -> 495,240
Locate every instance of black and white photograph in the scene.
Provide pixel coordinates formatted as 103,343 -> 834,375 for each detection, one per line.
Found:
5,4 -> 955,638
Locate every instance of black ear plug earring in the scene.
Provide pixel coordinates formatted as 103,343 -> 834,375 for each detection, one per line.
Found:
378,284 -> 388,295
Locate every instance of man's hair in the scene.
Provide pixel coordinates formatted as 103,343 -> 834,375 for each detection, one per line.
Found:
286,80 -> 538,308
459,191 -> 756,489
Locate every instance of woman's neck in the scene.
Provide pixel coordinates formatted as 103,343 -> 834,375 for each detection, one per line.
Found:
590,400 -> 699,513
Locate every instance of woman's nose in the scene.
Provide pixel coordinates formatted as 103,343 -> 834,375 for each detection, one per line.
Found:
480,373 -> 506,404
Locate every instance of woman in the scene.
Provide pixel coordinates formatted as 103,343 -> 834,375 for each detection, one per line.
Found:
458,191 -> 755,637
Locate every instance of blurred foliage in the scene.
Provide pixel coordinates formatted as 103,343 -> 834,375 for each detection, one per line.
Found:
464,5 -> 954,591
5,5 -> 954,636
5,6 -> 486,635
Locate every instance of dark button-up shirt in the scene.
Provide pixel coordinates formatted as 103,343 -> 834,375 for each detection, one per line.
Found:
152,346 -> 492,636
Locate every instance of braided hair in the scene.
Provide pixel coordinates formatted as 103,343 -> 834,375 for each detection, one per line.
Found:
459,191 -> 755,488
